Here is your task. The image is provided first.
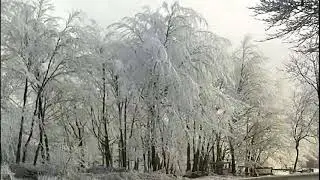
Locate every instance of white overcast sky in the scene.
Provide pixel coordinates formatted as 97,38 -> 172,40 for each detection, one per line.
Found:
52,0 -> 293,82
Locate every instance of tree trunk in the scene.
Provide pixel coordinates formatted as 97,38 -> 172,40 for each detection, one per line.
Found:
162,147 -> 166,170
118,101 -> 123,167
152,145 -> 157,171
76,119 -> 85,168
245,117 -> 249,176
293,140 -> 300,172
212,144 -> 215,171
134,157 -> 139,170
123,99 -> 128,169
16,78 -> 28,163
203,142 -> 210,172
186,142 -> 191,171
149,104 -> 157,171
148,150 -> 151,170
228,121 -> 236,175
33,142 -> 41,166
216,133 -> 221,162
43,129 -> 50,161
102,64 -> 111,167
199,147 -> 204,171
192,148 -> 199,172
39,96 -> 46,163
230,142 -> 236,175
166,154 -> 170,174
118,141 -> 122,167
193,133 -> 202,172
192,120 -> 197,172
317,87 -> 319,108
216,133 -> 223,174
79,135 -> 85,169
143,153 -> 147,172
33,122 -> 44,165
159,122 -> 166,170
33,96 -> 45,165
42,97 -> 49,162
245,151 -> 251,176
22,92 -> 40,163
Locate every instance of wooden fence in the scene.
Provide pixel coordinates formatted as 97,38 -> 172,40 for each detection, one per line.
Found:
239,172 -> 319,180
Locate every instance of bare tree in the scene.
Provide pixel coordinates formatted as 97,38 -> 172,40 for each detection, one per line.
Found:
288,90 -> 318,172
286,53 -> 319,105
250,0 -> 319,53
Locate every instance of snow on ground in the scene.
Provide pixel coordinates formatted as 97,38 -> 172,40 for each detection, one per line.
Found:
77,173 -> 240,180
193,175 -> 240,180
1,164 -> 241,180
273,170 -> 290,175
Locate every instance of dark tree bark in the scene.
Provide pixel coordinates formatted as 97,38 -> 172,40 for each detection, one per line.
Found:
192,120 -> 197,172
75,117 -> 85,168
192,146 -> 200,172
22,92 -> 40,163
123,98 -> 128,169
228,120 -> 236,175
186,142 -> 191,171
102,64 -> 112,167
33,95 -> 45,166
161,147 -> 166,170
159,122 -> 166,170
229,140 -> 236,175
148,150 -> 151,170
42,97 -> 49,161
199,137 -> 206,172
33,142 -> 41,166
215,133 -> 223,174
293,140 -> 300,172
212,143 -> 215,170
117,100 -> 123,167
134,157 -> 139,170
118,141 -> 122,167
148,103 -> 158,171
43,128 -> 49,161
33,121 -> 44,165
151,145 -> 157,171
16,78 -> 28,163
245,151 -> 251,176
143,153 -> 147,172
216,133 -> 221,162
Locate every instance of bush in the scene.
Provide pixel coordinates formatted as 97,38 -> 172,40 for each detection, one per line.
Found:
9,163 -> 60,179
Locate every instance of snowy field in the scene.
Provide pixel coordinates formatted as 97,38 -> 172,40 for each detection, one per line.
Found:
1,164 -> 239,180
2,163 -> 319,180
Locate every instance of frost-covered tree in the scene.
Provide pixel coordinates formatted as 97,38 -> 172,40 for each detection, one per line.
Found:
286,52 -> 319,106
1,0 -> 83,165
105,2 -> 234,172
1,0 -> 301,178
229,36 -> 282,176
287,88 -> 318,172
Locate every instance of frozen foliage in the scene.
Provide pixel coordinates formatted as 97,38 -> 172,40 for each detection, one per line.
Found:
1,0 -> 318,179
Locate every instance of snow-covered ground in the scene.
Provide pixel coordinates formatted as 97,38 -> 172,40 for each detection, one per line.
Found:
273,170 -> 290,175
1,163 -> 238,180
1,164 -> 237,180
194,176 -> 239,180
